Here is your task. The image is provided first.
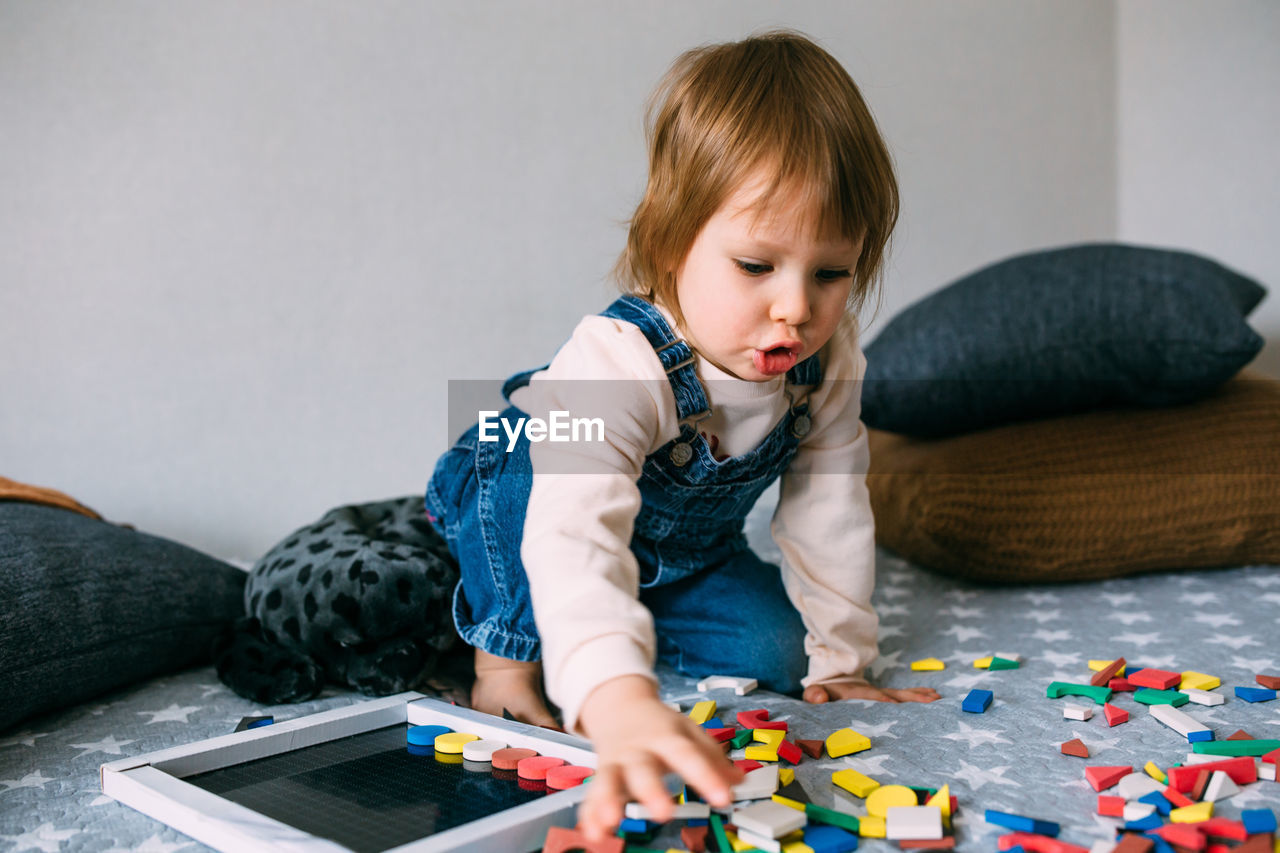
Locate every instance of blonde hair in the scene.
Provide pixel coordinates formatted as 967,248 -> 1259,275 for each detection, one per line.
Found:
611,28 -> 899,332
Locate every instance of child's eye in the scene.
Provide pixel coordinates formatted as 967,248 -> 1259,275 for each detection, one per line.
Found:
734,259 -> 770,276
733,260 -> 851,281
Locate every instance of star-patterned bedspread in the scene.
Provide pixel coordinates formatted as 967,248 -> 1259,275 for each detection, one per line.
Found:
2,495 -> 1278,851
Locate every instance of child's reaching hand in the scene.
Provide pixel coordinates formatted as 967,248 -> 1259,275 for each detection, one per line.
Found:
575,674 -> 744,841
803,680 -> 941,704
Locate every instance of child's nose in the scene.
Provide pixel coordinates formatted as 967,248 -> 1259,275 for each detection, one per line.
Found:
770,279 -> 812,327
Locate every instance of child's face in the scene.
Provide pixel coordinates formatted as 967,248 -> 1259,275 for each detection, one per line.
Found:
672,171 -> 862,382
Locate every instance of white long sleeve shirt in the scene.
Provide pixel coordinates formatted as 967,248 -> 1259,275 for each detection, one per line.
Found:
509,303 -> 879,732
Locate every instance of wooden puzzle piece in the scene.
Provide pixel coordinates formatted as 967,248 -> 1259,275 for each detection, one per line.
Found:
1084,765 -> 1132,792
1128,668 -> 1181,690
460,738 -> 508,762
804,801 -> 860,833
1179,670 -> 1220,691
1060,738 -> 1089,758
745,728 -> 787,761
697,675 -> 758,695
984,809 -> 1059,837
797,739 -> 825,759
911,658 -> 945,671
491,747 -> 539,770
1180,686 -> 1226,706
731,764 -> 780,800
866,784 -> 917,817
1133,688 -> 1189,707
516,755 -> 566,780
1046,682 -> 1111,704
689,699 -> 717,724
886,805 -> 943,840
737,709 -> 788,731
545,765 -> 593,790
733,800 -> 807,839
1090,658 -> 1126,688
832,768 -> 879,798
824,728 -> 871,757
433,731 -> 480,754
541,825 -> 624,853
962,689 -> 993,713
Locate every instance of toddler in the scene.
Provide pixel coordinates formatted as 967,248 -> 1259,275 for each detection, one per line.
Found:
425,28 -> 938,839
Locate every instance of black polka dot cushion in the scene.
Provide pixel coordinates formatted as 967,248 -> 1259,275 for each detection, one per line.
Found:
216,496 -> 461,704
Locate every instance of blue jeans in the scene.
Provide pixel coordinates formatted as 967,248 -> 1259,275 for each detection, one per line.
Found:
425,418 -> 807,695
426,295 -> 822,697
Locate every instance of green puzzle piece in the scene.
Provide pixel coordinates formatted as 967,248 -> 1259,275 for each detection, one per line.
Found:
989,657 -> 1021,670
1046,682 -> 1112,704
805,801 -> 861,833
1192,739 -> 1280,757
1133,688 -> 1190,707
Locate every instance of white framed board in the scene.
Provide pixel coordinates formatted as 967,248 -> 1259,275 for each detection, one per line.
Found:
101,692 -> 597,853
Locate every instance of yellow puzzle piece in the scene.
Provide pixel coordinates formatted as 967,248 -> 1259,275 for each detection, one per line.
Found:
866,784 -> 918,817
689,699 -> 717,724
911,657 -> 946,671
744,728 -> 786,761
1180,671 -> 1221,691
832,768 -> 879,798
1170,801 -> 1213,823
858,815 -> 886,838
433,732 -> 480,754
926,783 -> 952,830
825,727 -> 871,757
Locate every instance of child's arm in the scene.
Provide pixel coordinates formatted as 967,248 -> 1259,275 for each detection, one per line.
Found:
574,675 -> 743,841
773,331 -> 939,703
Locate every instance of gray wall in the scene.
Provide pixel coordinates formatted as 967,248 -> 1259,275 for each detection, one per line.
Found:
1,2 -> 1270,561
1117,0 -> 1280,375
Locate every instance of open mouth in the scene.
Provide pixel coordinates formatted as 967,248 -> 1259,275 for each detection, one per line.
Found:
753,344 -> 800,376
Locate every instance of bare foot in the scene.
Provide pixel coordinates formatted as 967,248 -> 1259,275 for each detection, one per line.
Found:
471,648 -> 560,728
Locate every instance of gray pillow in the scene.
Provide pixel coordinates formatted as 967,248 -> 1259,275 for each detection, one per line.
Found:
861,243 -> 1267,437
0,502 -> 245,732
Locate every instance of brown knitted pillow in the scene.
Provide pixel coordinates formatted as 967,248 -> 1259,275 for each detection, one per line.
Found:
866,370 -> 1280,583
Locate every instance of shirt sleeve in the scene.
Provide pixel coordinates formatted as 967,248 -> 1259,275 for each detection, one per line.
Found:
514,315 -> 680,733
770,318 -> 881,688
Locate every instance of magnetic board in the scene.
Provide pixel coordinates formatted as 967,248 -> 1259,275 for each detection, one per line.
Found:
101,693 -> 596,853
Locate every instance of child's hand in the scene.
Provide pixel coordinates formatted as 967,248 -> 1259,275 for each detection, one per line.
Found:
803,681 -> 941,704
576,674 -> 744,841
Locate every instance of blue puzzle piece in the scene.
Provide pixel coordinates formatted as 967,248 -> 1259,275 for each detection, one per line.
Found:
618,817 -> 653,835
984,809 -> 1059,837
1235,686 -> 1277,703
406,724 -> 452,747
1187,729 -> 1213,743
1124,813 -> 1162,832
1138,790 -> 1171,816
700,717 -> 725,729
962,689 -> 994,713
803,823 -> 859,853
1241,809 -> 1277,835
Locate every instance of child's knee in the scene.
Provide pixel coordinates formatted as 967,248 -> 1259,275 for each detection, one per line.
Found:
741,623 -> 807,695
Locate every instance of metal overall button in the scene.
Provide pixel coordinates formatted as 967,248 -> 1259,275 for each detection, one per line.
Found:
791,413 -> 812,438
669,442 -> 694,467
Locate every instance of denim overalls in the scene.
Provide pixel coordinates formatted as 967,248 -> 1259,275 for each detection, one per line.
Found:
425,295 -> 822,693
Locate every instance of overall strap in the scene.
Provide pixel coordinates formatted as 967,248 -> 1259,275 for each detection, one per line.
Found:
599,296 -> 711,425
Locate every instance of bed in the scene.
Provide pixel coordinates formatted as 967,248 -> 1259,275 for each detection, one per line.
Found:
2,486 -> 1276,852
